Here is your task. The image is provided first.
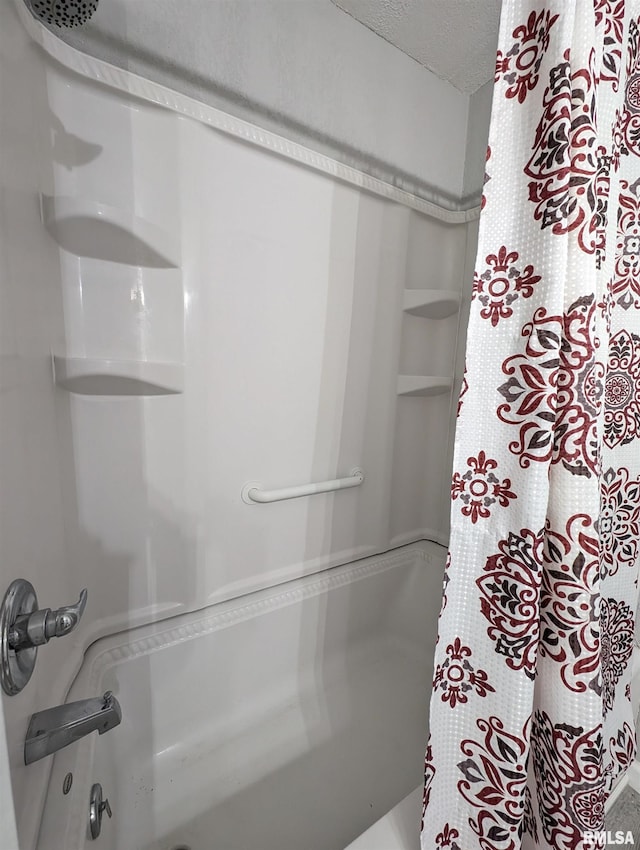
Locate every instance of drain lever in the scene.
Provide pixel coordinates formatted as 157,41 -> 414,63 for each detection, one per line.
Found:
89,783 -> 112,840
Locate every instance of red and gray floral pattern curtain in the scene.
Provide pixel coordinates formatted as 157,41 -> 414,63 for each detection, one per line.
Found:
422,3 -> 640,849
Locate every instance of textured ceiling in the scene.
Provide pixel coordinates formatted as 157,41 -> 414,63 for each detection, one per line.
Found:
331,0 -> 503,94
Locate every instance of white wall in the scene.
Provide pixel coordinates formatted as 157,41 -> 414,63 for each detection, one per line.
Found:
48,0 -> 471,205
0,2 -> 91,846
462,79 -> 494,202
0,700 -> 19,850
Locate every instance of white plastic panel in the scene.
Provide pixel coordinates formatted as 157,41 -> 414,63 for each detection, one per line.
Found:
29,59 -> 474,637
177,124 -> 409,605
344,787 -> 421,850
0,5 -> 483,850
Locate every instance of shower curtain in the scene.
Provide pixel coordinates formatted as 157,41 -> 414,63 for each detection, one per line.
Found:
422,3 -> 640,849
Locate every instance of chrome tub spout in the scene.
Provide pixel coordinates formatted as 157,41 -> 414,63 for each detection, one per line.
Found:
24,691 -> 122,765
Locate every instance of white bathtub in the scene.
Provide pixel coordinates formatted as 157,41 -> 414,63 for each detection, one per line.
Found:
344,787 -> 421,850
37,541 -> 444,850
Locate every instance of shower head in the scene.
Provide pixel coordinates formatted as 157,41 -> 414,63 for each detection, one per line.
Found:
25,0 -> 99,27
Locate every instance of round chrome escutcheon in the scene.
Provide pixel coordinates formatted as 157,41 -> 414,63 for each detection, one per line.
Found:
0,579 -> 38,695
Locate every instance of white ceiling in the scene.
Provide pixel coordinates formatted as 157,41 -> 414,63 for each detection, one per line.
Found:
330,0 -> 503,94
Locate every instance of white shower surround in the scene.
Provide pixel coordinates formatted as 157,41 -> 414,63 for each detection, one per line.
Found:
10,0 -> 480,646
0,3 -> 485,848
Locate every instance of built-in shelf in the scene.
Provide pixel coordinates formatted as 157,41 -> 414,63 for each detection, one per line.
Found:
41,195 -> 180,268
402,289 -> 460,319
53,356 -> 184,396
396,375 -> 452,397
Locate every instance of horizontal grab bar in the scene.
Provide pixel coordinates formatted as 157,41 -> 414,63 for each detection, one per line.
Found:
241,468 -> 364,504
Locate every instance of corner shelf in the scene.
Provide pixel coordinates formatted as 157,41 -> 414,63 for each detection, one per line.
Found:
53,356 -> 184,396
396,376 -> 452,397
41,195 -> 179,268
402,289 -> 460,319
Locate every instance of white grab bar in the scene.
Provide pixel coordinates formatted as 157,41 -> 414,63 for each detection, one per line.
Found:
241,468 -> 364,504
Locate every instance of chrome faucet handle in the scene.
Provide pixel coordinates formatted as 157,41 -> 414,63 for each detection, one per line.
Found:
0,578 -> 87,696
1,581 -> 89,695
8,588 -> 88,651
48,588 -> 88,639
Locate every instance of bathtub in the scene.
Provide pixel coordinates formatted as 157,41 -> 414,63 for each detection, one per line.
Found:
344,787 -> 420,850
37,541 -> 444,850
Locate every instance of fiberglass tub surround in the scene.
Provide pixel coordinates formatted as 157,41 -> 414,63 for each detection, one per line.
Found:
35,47 -> 476,642
0,2 -> 486,848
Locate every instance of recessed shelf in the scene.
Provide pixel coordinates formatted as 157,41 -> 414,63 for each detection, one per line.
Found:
53,356 -> 184,396
402,289 -> 460,319
396,376 -> 452,397
41,195 -> 179,268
